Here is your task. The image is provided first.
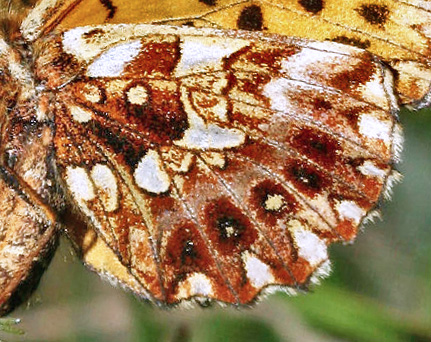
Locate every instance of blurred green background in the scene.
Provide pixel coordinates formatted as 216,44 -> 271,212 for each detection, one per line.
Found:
2,107 -> 431,342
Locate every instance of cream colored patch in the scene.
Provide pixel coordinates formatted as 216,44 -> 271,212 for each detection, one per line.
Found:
91,164 -> 118,212
224,225 -> 235,238
188,273 -> 213,296
280,48 -> 339,79
106,80 -> 130,95
358,160 -> 387,178
336,200 -> 365,224
359,73 -> 389,111
172,175 -> 185,192
70,105 -> 93,123
167,152 -> 194,173
264,194 -> 285,211
243,251 -> 274,288
174,36 -> 249,77
212,75 -> 229,94
263,78 -> 315,114
86,40 -> 142,77
358,114 -> 391,142
134,150 -> 171,193
291,224 -> 328,267
83,84 -> 102,103
127,85 -> 149,105
382,68 -> 399,112
20,0 -> 59,41
307,40 -> 361,54
66,166 -> 95,202
178,124 -> 245,150
175,86 -> 245,150
177,273 -> 214,299
201,152 -> 226,168
213,98 -> 229,122
81,229 -> 146,295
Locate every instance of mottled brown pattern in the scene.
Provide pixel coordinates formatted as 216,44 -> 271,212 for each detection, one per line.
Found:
250,179 -> 299,226
162,222 -> 230,301
123,39 -> 181,77
286,160 -> 330,198
328,57 -> 377,95
0,14 -> 402,311
289,127 -> 341,171
226,43 -> 299,73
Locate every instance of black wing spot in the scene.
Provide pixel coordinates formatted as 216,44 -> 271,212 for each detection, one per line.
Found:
199,0 -> 217,6
99,0 -> 117,20
298,0 -> 324,14
356,4 -> 390,27
237,5 -> 264,31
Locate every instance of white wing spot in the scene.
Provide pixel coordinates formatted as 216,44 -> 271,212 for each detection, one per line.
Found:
201,152 -> 226,168
127,85 -> 149,105
358,114 -> 391,142
175,86 -> 245,150
177,273 -> 214,299
70,105 -> 93,123
189,273 -> 213,296
264,194 -> 285,211
66,166 -> 95,202
87,40 -> 142,77
134,150 -> 171,194
83,84 -> 102,103
336,200 -> 365,224
263,78 -> 300,114
243,252 -> 274,288
175,36 -> 249,77
91,164 -> 118,212
280,48 -> 337,79
177,124 -> 245,150
290,221 -> 328,267
358,160 -> 387,178
106,80 -> 130,95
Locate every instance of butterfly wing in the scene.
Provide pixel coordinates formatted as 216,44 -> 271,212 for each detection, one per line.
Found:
32,24 -> 401,305
25,0 -> 431,108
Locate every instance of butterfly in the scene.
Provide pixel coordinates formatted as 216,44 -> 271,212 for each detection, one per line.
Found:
0,0 -> 419,315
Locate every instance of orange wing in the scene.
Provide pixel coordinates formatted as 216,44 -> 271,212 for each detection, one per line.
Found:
28,0 -> 431,108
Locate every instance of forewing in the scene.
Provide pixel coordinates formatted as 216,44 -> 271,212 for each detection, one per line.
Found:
34,25 -> 402,305
23,0 -> 431,108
